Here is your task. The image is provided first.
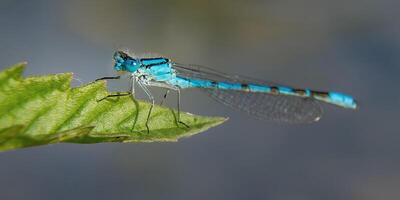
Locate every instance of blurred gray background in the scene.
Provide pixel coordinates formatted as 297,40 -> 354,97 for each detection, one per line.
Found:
0,0 -> 399,199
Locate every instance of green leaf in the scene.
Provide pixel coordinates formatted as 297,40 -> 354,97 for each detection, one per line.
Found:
0,63 -> 227,152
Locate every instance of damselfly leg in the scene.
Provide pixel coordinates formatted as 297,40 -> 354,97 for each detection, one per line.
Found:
96,75 -> 135,102
145,82 -> 189,129
175,88 -> 189,128
97,92 -> 131,102
137,80 -> 155,134
160,89 -> 170,106
95,76 -> 121,81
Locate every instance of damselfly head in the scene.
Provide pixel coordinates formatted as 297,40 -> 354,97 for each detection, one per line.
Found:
113,51 -> 140,72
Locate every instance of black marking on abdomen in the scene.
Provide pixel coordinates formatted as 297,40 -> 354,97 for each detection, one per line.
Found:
311,91 -> 329,97
294,89 -> 307,96
270,86 -> 280,95
241,84 -> 250,91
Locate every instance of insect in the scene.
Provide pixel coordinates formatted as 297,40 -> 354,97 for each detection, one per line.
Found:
97,50 -> 357,132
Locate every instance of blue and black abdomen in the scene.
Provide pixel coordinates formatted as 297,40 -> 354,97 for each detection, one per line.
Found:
168,76 -> 357,109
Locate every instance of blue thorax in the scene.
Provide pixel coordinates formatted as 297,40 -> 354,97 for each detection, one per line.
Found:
113,51 -> 176,82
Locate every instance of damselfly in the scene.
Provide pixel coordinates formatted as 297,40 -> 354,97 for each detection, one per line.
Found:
97,51 -> 357,132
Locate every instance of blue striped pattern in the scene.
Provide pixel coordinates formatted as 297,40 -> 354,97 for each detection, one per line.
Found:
167,76 -> 357,109
113,51 -> 358,110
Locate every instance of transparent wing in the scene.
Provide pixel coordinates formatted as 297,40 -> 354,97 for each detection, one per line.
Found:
207,88 -> 322,123
172,63 -> 323,123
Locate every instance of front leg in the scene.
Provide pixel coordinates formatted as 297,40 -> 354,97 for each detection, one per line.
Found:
94,72 -> 133,82
97,77 -> 136,102
95,76 -> 121,82
97,92 -> 131,102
